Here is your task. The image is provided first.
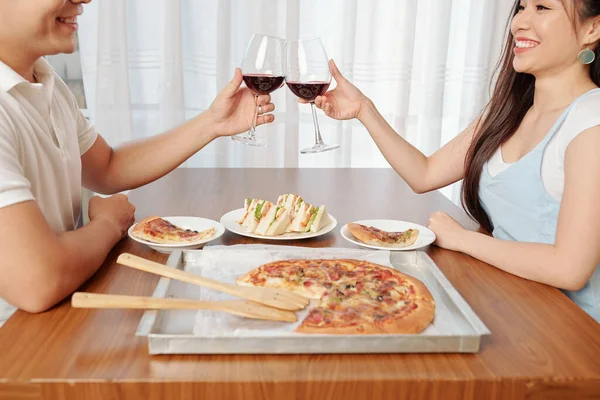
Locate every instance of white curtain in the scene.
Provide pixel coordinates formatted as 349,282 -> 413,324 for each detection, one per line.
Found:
78,0 -> 513,203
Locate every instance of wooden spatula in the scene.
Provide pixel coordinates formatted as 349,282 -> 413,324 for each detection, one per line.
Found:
72,293 -> 297,322
116,253 -> 310,311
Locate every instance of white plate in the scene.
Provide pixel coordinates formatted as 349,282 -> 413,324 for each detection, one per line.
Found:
128,216 -> 225,254
340,219 -> 436,251
220,208 -> 337,240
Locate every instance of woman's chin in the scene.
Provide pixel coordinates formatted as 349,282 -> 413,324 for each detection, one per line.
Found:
512,60 -> 535,75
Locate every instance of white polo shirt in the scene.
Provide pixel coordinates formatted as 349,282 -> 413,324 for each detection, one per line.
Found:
0,58 -> 97,325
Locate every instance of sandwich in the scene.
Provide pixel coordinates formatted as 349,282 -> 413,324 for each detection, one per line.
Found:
236,198 -> 254,224
276,194 -> 303,212
254,205 -> 292,236
307,205 -> 332,233
287,202 -> 316,232
241,200 -> 272,233
236,194 -> 331,236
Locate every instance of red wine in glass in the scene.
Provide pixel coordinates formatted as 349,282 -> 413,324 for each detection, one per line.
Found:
243,74 -> 285,95
232,34 -> 285,147
285,38 -> 339,153
285,81 -> 330,101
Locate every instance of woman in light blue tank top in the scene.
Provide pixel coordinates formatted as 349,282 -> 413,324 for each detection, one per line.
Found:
311,0 -> 600,322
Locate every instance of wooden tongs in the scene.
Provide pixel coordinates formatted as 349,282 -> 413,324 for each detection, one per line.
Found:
71,253 -> 309,322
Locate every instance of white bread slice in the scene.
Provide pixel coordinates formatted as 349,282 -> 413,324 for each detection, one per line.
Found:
254,203 -> 279,235
266,207 -> 291,236
238,199 -> 259,225
276,194 -> 290,207
241,200 -> 269,232
286,194 -> 303,211
286,202 -> 307,232
236,198 -> 255,224
276,194 -> 303,212
282,199 -> 305,231
252,201 -> 275,234
287,203 -> 316,232
308,205 -> 332,232
290,199 -> 304,219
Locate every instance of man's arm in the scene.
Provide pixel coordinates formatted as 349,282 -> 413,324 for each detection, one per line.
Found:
81,114 -> 215,194
0,196 -> 134,313
81,69 -> 275,194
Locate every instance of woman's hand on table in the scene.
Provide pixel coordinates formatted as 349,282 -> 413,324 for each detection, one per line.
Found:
428,211 -> 468,252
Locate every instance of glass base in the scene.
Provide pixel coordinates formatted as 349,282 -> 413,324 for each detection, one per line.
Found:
300,143 -> 340,154
231,134 -> 268,148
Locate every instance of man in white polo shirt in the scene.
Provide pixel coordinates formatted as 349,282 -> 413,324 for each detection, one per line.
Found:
0,0 -> 275,325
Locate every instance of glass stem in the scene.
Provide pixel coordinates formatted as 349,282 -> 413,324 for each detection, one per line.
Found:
309,102 -> 324,146
248,95 -> 259,139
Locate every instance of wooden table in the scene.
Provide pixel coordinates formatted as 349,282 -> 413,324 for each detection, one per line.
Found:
1,168 -> 599,400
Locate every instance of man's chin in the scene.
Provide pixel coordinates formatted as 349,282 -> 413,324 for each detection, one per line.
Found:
46,36 -> 79,56
46,45 -> 77,57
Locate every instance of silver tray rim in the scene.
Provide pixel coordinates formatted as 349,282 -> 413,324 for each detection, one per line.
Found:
135,247 -> 490,354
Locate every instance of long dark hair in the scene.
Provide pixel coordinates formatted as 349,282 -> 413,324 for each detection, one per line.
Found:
461,0 -> 600,233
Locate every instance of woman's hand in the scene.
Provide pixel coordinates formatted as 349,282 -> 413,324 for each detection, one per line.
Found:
427,211 -> 467,252
207,68 -> 275,137
302,59 -> 370,121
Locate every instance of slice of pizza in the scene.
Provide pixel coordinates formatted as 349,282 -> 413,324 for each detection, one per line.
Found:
131,216 -> 215,244
347,223 -> 419,248
236,260 -> 327,299
295,297 -> 435,335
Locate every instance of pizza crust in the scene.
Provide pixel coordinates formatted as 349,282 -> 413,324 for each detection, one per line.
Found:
295,322 -> 385,334
379,299 -> 435,334
405,274 -> 435,302
347,223 -> 419,248
296,299 -> 435,335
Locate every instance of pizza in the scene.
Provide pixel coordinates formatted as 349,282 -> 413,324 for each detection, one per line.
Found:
348,223 -> 419,248
236,259 -> 435,334
131,216 -> 215,244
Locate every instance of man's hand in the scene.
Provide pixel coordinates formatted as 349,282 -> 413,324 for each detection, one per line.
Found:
206,68 -> 276,137
88,194 -> 135,238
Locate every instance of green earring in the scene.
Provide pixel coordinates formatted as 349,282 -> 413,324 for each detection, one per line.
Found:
578,48 -> 596,65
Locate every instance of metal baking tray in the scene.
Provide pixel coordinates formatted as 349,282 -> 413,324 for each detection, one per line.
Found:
136,246 -> 490,354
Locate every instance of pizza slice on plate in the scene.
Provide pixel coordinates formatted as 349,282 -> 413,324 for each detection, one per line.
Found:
131,216 -> 215,244
347,223 -> 419,248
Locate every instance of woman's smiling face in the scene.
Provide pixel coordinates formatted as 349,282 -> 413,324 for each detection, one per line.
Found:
511,0 -> 596,76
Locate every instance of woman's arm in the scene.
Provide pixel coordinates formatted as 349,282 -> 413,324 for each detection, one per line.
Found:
359,101 -> 478,193
429,126 -> 600,290
81,69 -> 275,195
312,59 -> 477,194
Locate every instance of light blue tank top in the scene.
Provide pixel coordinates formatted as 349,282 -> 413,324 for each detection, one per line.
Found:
479,88 -> 600,322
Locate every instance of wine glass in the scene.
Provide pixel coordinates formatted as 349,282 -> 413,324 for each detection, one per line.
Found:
232,34 -> 286,147
285,38 -> 340,154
